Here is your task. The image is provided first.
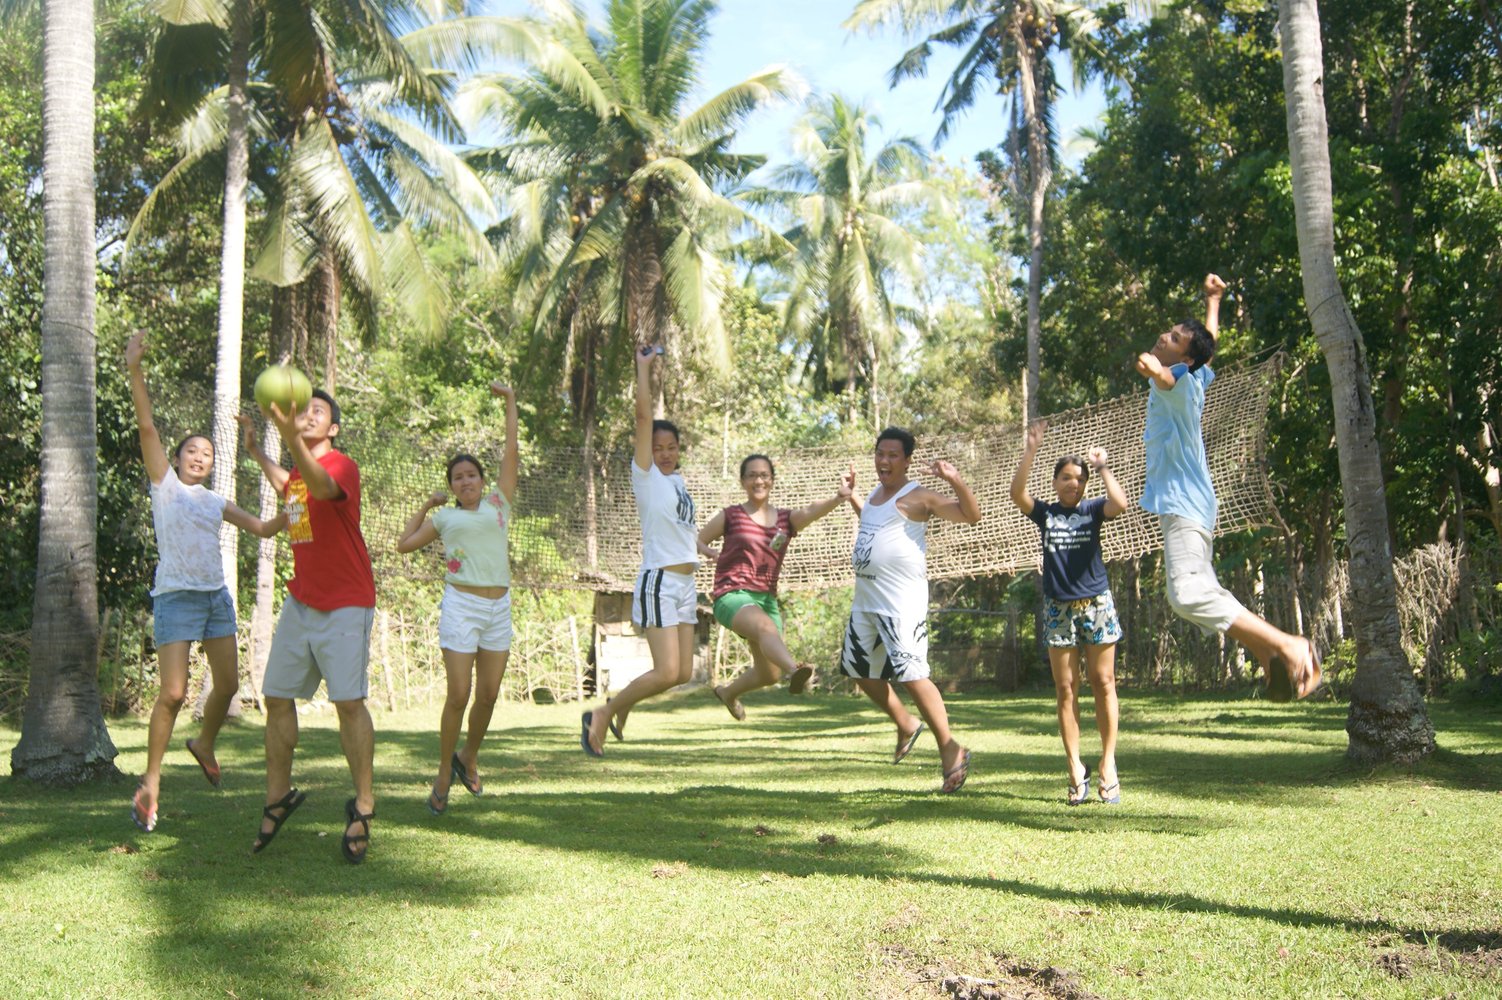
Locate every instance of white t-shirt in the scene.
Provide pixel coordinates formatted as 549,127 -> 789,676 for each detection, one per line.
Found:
631,462 -> 699,570
149,466 -> 228,596
850,481 -> 928,615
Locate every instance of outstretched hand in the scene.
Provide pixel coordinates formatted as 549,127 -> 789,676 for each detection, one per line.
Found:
838,461 -> 855,499
125,330 -> 147,369
264,400 -> 301,440
929,459 -> 960,483
1204,273 -> 1227,298
235,413 -> 260,454
1024,419 -> 1048,453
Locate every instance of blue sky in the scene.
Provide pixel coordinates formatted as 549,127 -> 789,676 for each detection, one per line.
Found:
480,0 -> 1106,173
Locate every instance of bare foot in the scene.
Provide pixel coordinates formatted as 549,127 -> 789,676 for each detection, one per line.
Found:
587,707 -> 609,754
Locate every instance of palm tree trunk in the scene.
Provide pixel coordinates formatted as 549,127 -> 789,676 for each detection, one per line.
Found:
1013,16 -> 1051,421
11,0 -> 120,784
200,0 -> 253,720
1280,0 -> 1435,765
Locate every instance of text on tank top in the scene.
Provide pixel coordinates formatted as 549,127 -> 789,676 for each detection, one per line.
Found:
851,481 -> 928,614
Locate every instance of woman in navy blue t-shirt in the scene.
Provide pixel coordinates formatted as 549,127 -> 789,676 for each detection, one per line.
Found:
1010,419 -> 1129,805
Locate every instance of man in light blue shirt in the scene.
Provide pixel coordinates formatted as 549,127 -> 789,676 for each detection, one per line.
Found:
1136,274 -> 1321,702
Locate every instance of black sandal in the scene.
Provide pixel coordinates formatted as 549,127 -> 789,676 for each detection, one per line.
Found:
253,788 -> 306,853
451,752 -> 481,796
342,797 -> 374,864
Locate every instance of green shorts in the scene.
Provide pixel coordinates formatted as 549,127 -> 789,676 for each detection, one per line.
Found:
713,590 -> 783,631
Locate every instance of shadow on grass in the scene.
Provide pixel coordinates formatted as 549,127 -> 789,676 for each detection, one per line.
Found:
2,689 -> 1498,991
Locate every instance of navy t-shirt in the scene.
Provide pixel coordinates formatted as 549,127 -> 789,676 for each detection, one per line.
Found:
1026,496 -> 1110,602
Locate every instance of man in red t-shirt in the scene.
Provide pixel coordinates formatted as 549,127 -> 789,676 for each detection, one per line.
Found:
239,389 -> 377,864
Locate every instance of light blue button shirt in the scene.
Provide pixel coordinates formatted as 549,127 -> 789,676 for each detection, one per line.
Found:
1141,363 -> 1217,532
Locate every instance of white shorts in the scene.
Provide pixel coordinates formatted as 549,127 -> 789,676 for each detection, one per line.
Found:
1161,514 -> 1247,636
438,585 -> 513,653
632,568 -> 697,629
839,610 -> 930,683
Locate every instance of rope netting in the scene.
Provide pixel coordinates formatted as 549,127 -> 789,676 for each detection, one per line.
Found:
156,354 -> 1284,594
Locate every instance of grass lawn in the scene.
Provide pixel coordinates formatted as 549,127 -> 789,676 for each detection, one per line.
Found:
2,688 -> 1499,999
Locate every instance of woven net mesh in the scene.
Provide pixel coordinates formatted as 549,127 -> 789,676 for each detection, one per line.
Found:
161,354 -> 1284,594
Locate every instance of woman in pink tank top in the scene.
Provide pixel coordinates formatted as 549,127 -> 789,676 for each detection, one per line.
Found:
698,454 -> 855,721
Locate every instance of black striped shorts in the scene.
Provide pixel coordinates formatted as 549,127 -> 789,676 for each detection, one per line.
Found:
632,568 -> 698,629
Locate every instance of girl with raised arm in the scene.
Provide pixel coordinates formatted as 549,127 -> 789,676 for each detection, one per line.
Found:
1010,419 -> 1129,804
699,456 -> 854,720
396,382 -> 519,815
125,331 -> 284,832
580,345 -> 699,756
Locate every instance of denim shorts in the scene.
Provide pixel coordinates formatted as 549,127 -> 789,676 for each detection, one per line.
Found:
153,587 -> 237,646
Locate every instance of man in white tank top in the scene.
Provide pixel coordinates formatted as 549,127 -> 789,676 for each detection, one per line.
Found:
841,427 -> 982,793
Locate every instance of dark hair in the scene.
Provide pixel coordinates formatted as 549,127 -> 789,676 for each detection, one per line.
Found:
739,453 -> 775,479
173,434 -> 214,462
651,419 -> 679,444
444,450 -> 486,501
875,426 -> 915,457
311,388 -> 341,427
1177,319 -> 1215,372
1053,455 -> 1089,484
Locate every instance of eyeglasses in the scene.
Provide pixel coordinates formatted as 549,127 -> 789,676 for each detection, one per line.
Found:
743,472 -> 773,481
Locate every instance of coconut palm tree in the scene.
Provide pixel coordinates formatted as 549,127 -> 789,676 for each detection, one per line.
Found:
845,0 -> 1141,419
466,0 -> 796,566
469,0 -> 799,385
1279,0 -> 1435,765
10,0 -> 121,784
750,94 -> 943,426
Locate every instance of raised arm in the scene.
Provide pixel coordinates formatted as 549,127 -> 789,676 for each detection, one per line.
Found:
222,502 -> 286,539
697,507 -> 727,562
396,490 -> 447,553
632,345 -> 661,472
268,401 -> 342,501
1009,419 -> 1047,516
920,460 -> 983,525
492,381 -> 519,503
237,413 -> 290,497
1088,446 -> 1128,519
125,332 -> 170,485
1203,272 -> 1226,341
791,462 -> 856,532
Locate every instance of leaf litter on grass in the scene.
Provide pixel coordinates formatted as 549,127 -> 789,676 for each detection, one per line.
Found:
875,943 -> 1104,1000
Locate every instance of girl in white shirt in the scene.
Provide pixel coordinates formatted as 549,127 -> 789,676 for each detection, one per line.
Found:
581,345 -> 698,755
125,332 -> 283,833
397,383 -> 519,815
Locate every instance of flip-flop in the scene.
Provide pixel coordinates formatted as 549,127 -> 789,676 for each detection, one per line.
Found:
941,749 -> 972,794
451,752 -> 482,796
788,665 -> 814,695
185,738 -> 221,789
252,788 -> 306,854
342,798 -> 374,865
131,786 -> 157,833
580,712 -> 604,758
1097,779 -> 1121,805
428,787 -> 449,816
714,685 -> 746,722
609,715 -> 625,742
1067,763 -> 1092,807
893,721 -> 925,765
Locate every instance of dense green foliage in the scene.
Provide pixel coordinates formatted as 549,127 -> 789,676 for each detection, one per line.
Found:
1,0 -> 1498,716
